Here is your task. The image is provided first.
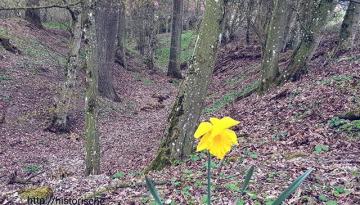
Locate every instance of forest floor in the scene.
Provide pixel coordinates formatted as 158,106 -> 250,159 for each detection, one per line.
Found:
0,18 -> 359,205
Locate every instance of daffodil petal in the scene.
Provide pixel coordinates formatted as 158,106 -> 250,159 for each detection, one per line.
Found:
209,117 -> 221,125
219,117 -> 240,129
194,122 -> 213,139
196,134 -> 211,152
224,129 -> 238,145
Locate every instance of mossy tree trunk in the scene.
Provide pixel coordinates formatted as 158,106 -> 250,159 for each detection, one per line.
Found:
167,0 -> 183,78
96,0 -> 120,102
336,0 -> 360,53
259,0 -> 288,92
282,0 -> 335,82
83,0 -> 100,176
146,0 -> 225,172
115,1 -> 127,70
25,0 -> 43,29
47,6 -> 83,133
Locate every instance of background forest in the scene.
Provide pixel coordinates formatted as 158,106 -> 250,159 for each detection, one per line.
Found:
0,0 -> 359,204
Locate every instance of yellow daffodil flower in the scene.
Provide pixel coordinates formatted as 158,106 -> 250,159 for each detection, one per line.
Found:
194,117 -> 240,159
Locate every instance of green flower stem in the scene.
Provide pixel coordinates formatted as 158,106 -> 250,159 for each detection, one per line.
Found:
207,151 -> 211,205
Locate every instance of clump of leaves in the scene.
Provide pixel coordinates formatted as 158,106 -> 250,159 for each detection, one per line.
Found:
272,131 -> 289,141
23,164 -> 41,174
314,144 -> 329,154
112,171 -> 125,179
0,75 -> 12,82
328,117 -> 360,136
326,200 -> 338,205
243,148 -> 258,159
332,186 -> 350,197
320,75 -> 353,87
328,117 -> 347,128
224,182 -> 240,192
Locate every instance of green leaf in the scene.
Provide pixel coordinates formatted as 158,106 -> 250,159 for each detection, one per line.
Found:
145,176 -> 163,205
314,144 -> 329,154
224,183 -> 240,192
326,200 -> 337,205
319,194 -> 328,202
272,168 -> 313,205
112,171 -> 125,179
241,166 -> 255,194
235,199 -> 245,205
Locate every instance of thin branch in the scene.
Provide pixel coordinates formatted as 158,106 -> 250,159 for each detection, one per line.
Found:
0,1 -> 81,11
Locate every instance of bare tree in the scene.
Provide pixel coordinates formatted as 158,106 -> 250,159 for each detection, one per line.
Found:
115,0 -> 127,70
83,0 -> 100,176
282,0 -> 336,81
167,0 -> 183,78
336,0 -> 360,53
96,0 -> 120,101
259,0 -> 288,92
47,5 -> 82,133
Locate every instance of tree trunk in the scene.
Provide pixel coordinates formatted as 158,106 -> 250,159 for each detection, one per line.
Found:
259,0 -> 288,92
282,0 -> 335,82
146,0 -> 225,172
25,0 -> 43,29
47,7 -> 82,133
255,0 -> 274,50
83,0 -> 100,176
283,8 -> 300,51
167,0 -> 183,78
280,0 -> 296,52
115,1 -> 127,70
96,0 -> 120,102
336,0 -> 360,53
143,1 -> 156,70
246,0 -> 255,45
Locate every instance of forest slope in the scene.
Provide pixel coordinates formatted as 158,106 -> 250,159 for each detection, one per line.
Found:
0,18 -> 359,204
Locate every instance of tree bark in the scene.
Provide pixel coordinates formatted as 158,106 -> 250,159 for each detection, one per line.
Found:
336,0 -> 360,53
146,0 -> 225,172
115,1 -> 127,70
167,0 -> 183,78
143,1 -> 156,70
25,0 -> 43,29
259,0 -> 288,92
255,0 -> 274,51
96,0 -> 120,102
83,0 -> 100,176
282,0 -> 335,82
47,7 -> 82,133
246,0 -> 255,45
280,0 -> 296,52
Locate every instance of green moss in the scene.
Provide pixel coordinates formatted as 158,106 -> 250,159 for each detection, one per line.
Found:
19,186 -> 53,200
328,117 -> 360,137
204,81 -> 259,114
155,31 -> 196,70
43,21 -> 70,31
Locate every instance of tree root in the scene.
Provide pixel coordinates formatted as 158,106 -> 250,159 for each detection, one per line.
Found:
0,37 -> 21,54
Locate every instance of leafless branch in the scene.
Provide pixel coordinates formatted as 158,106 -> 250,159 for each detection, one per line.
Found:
0,1 -> 81,11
